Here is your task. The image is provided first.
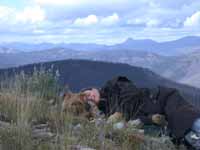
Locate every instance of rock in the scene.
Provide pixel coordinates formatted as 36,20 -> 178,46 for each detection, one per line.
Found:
32,123 -> 49,129
90,118 -> 106,127
128,119 -> 144,128
113,121 -> 126,130
32,129 -> 55,139
0,120 -> 11,129
67,145 -> 96,150
74,123 -> 81,129
48,99 -> 55,105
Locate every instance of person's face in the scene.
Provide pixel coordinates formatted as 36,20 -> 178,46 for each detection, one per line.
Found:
83,88 -> 100,104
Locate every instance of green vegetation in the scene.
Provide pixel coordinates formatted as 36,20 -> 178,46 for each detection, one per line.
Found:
0,69 -> 186,150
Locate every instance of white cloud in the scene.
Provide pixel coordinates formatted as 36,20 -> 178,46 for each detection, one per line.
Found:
74,15 -> 98,26
0,5 -> 46,25
0,5 -> 47,36
0,5 -> 15,24
1,0 -> 200,44
16,6 -> 46,24
101,13 -> 119,26
127,18 -> 160,27
127,18 -> 143,25
34,0 -> 134,21
33,29 -> 45,34
35,0 -> 126,6
35,0 -> 89,6
184,11 -> 200,27
73,13 -> 119,27
146,19 -> 160,27
0,5 -> 13,19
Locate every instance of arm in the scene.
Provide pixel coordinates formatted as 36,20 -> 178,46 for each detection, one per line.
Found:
138,114 -> 154,125
128,114 -> 167,128
107,112 -> 123,123
138,114 -> 167,126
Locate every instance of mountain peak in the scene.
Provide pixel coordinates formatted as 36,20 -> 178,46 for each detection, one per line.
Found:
124,38 -> 157,44
181,35 -> 200,39
125,38 -> 134,42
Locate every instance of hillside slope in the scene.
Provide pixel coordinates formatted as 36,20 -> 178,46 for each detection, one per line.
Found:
1,48 -> 200,89
0,59 -> 199,107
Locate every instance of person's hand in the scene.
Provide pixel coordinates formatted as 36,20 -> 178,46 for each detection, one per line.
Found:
107,112 -> 122,124
151,114 -> 167,126
128,119 -> 144,128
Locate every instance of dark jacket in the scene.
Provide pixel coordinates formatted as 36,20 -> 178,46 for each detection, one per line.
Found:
98,76 -> 156,122
98,76 -> 200,140
140,86 -> 200,139
158,86 -> 200,139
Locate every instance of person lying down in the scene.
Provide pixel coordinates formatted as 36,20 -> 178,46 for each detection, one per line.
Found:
62,76 -> 200,150
62,90 -> 164,125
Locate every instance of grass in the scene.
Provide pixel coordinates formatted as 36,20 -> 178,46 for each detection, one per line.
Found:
0,68 -> 185,150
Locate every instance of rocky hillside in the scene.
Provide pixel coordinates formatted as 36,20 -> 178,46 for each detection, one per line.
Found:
152,51 -> 200,88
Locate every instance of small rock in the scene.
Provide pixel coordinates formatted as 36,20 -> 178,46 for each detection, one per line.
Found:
32,123 -> 49,129
68,145 -> 96,150
73,123 -> 82,130
48,99 -> 55,105
90,118 -> 106,127
128,119 -> 144,128
113,121 -> 126,130
0,120 -> 11,128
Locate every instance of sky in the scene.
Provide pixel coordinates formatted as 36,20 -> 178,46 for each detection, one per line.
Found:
0,0 -> 200,44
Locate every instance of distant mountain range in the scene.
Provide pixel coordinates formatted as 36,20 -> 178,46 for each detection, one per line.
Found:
1,47 -> 200,87
0,59 -> 200,107
1,36 -> 200,55
1,36 -> 200,88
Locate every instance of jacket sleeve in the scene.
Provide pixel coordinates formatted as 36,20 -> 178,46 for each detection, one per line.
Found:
138,115 -> 154,125
127,88 -> 162,124
99,76 -> 137,117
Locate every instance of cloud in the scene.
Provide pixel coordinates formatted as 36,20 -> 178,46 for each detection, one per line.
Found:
35,0 -> 127,6
0,5 -> 13,19
73,13 -> 119,27
101,13 -> 119,26
74,15 -> 98,26
127,18 -> 160,27
1,0 -> 200,44
16,6 -> 46,24
0,4 -> 46,26
184,11 -> 200,27
146,19 -> 160,27
34,0 -> 137,21
0,4 -> 48,38
34,0 -> 193,29
35,0 -> 91,6
0,5 -> 15,24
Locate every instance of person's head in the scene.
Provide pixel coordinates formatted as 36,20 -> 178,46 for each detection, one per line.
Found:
82,88 -> 100,105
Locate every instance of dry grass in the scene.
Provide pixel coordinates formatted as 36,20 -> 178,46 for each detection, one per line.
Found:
0,69 -> 184,150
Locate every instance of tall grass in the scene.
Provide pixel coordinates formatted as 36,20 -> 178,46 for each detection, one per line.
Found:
0,68 -> 181,150
0,68 -> 62,150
